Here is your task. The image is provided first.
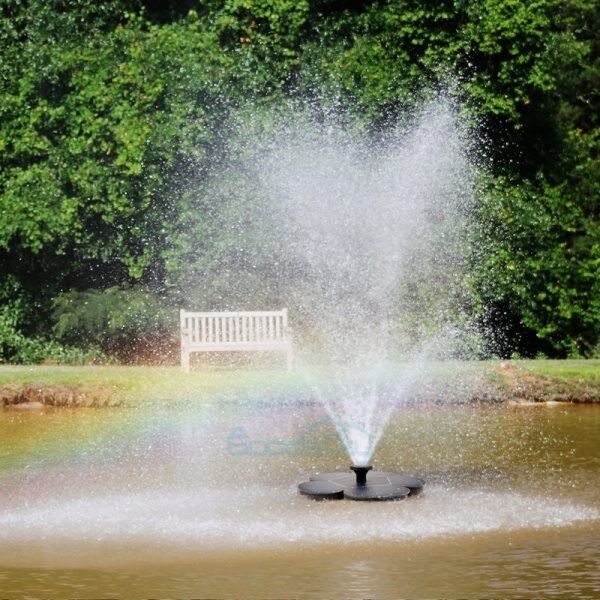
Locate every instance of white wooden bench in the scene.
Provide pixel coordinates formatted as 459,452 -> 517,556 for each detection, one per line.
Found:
180,309 -> 293,372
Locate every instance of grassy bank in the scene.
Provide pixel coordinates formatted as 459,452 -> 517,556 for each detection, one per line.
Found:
0,365 -> 307,408
0,360 -> 598,408
499,360 -> 600,403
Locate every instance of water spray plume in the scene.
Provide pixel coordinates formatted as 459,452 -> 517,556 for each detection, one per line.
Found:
191,94 -> 480,464
259,96 -> 478,463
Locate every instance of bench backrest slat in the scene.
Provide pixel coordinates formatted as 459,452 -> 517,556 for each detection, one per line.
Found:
181,309 -> 289,344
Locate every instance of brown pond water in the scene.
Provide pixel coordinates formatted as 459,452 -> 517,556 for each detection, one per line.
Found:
0,401 -> 598,599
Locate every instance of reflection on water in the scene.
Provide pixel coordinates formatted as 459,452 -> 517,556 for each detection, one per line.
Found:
0,401 -> 598,599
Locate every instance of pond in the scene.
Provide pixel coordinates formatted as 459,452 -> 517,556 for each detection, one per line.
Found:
1,400 -> 598,599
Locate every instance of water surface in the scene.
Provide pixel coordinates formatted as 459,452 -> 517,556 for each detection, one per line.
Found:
1,401 -> 598,598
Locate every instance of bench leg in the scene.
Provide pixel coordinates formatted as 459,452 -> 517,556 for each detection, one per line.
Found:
181,348 -> 190,373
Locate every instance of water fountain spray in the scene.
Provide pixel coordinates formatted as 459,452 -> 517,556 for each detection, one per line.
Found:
193,96 -> 477,500
286,99 -> 476,500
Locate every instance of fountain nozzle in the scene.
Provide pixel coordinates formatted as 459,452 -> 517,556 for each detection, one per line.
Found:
350,464 -> 373,486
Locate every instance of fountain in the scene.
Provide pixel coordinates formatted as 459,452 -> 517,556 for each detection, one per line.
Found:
231,97 -> 477,498
179,96 -> 482,499
298,464 -> 424,501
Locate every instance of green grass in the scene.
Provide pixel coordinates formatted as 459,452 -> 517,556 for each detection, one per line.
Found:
517,359 -> 600,382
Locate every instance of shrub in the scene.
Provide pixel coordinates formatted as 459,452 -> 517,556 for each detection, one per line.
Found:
0,303 -> 105,364
52,287 -> 177,363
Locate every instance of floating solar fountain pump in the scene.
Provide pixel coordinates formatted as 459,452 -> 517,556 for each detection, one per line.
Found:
298,464 -> 424,501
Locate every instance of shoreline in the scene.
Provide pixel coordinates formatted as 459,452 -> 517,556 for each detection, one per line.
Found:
1,360 -> 598,409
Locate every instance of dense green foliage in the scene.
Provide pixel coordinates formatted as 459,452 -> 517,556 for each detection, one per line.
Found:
52,286 -> 175,361
0,0 -> 597,361
0,277 -> 106,363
